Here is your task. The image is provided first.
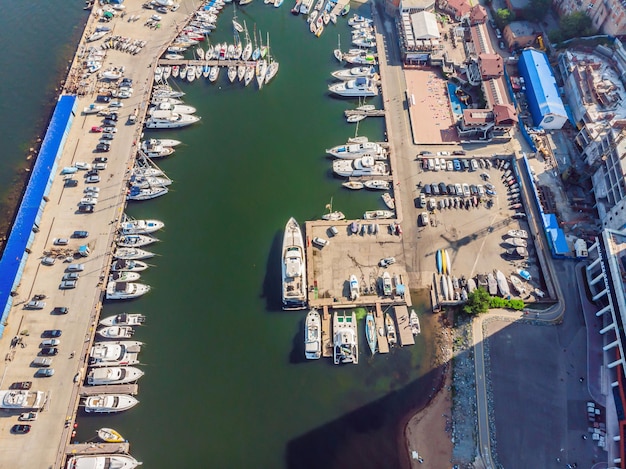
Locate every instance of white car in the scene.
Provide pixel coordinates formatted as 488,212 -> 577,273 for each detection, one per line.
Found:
80,197 -> 98,206
40,339 -> 60,347
86,175 -> 100,184
446,161 -> 453,171
379,257 -> 396,267
312,237 -> 329,248
74,162 -> 92,171
462,183 -> 471,197
53,238 -> 69,246
420,212 -> 429,226
84,187 -> 100,194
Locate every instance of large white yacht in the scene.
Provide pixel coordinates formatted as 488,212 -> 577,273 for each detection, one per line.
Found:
65,454 -> 142,469
330,66 -> 376,81
333,311 -> 358,365
328,77 -> 378,97
332,156 -> 389,177
106,282 -> 151,300
89,341 -> 142,367
148,101 -> 197,115
304,309 -> 321,360
87,366 -> 145,386
144,110 -> 200,129
282,217 -> 307,310
119,219 -> 164,235
0,390 -> 45,410
83,394 -> 139,413
326,141 -> 386,159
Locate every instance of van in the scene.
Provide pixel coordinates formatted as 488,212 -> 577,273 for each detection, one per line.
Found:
32,357 -> 52,367
328,226 -> 339,237
312,237 -> 329,248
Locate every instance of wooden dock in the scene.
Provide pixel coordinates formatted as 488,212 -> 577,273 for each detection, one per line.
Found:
79,384 -> 139,396
321,305 -> 333,358
394,305 -> 415,346
66,442 -> 130,455
374,303 -> 389,354
344,109 -> 386,118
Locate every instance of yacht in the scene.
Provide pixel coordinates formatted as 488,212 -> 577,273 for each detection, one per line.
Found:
332,157 -> 389,178
83,394 -> 139,413
117,234 -> 158,248
87,366 -> 144,385
329,77 -> 378,97
110,259 -> 149,272
363,180 -> 390,190
330,66 -> 376,81
282,218 -> 307,310
364,210 -> 394,220
108,271 -> 141,283
149,101 -> 197,115
333,311 -> 358,365
119,219 -> 164,235
127,185 -> 169,201
326,141 -> 386,159
96,326 -> 135,339
344,53 -> 377,65
99,313 -> 145,328
65,455 -> 141,469
89,341 -> 142,367
0,390 -> 45,410
365,311 -> 377,355
141,144 -> 175,159
114,248 -> 155,261
106,282 -> 151,300
304,309 -> 321,360
349,274 -> 359,301
141,138 -> 181,150
144,110 -> 200,129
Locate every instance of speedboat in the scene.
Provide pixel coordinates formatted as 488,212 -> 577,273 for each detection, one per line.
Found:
382,193 -> 395,210
365,311 -> 377,355
145,110 -> 200,129
382,271 -> 393,295
65,455 -> 141,469
329,77 -> 378,97
282,218 -> 307,310
97,326 -> 135,339
88,366 -> 144,386
83,394 -> 139,413
385,313 -> 397,345
127,186 -> 169,201
88,341 -> 143,367
410,309 -> 421,335
106,282 -> 150,300
344,53 -> 377,65
507,229 -> 528,239
509,275 -> 526,296
364,210 -> 394,220
117,234 -> 158,248
149,101 -> 197,115
110,259 -> 149,272
333,311 -> 358,365
363,180 -> 390,190
109,271 -> 141,283
349,274 -> 359,301
333,157 -> 389,178
119,219 -> 164,235
304,309 -> 321,360
99,313 -> 146,327
113,248 -> 155,260
97,427 -> 125,443
342,181 -> 364,190
326,141 -> 386,159
331,66 -> 376,81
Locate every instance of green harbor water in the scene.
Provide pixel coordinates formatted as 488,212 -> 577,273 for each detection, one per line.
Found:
1,2 -> 442,468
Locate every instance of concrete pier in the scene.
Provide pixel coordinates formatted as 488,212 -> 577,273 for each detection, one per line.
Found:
66,442 -> 130,456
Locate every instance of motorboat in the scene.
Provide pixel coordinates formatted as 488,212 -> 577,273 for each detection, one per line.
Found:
114,248 -> 155,260
88,341 -> 142,367
110,259 -> 149,272
127,186 -> 169,201
65,455 -> 141,469
83,394 -> 139,413
328,77 -> 378,97
332,157 -> 389,178
506,247 -> 529,258
505,237 -> 527,247
365,311 -> 377,355
0,390 -> 45,410
321,211 -> 345,221
149,101 -> 197,115
333,312 -> 358,365
364,210 -> 394,220
347,114 -> 366,123
382,271 -> 393,295
381,193 -> 395,210
495,270 -> 510,297
99,313 -> 146,327
109,271 -> 141,283
344,53 -> 377,65
117,234 -> 158,248
348,14 -> 373,26
87,30 -> 109,42
88,366 -> 144,386
304,309 -> 321,360
97,326 -> 135,339
97,427 -> 125,443
349,274 -> 359,301
342,181 -> 364,190
487,272 -> 498,295
326,141 -> 386,159
410,309 -> 421,335
364,180 -> 389,190
509,275 -> 526,296
141,137 -> 181,149
83,104 -> 105,115
145,110 -> 200,129
129,175 -> 172,189
331,66 -> 376,81
106,282 -> 151,300
152,85 -> 185,99
385,313 -> 397,345
282,218 -> 307,310
507,229 -> 528,239
119,219 -> 164,235
518,269 -> 532,281
141,144 -> 175,158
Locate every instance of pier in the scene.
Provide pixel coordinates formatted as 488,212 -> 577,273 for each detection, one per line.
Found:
394,305 -> 415,346
344,109 -> 386,118
374,303 -> 389,354
78,384 -> 139,396
66,442 -> 130,456
321,305 -> 333,358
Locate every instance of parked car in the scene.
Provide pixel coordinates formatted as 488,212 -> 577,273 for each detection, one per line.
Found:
90,126 -> 103,133
11,425 -> 31,434
32,357 -> 52,367
18,412 -> 38,421
94,157 -> 108,164
53,238 -> 69,246
439,182 -> 448,195
446,161 -> 453,171
94,162 -> 107,170
328,226 -> 339,237
64,179 -> 78,188
101,133 -> 115,140
71,230 -> 89,239
42,330 -> 62,338
78,204 -> 95,213
452,150 -> 466,155
419,193 -> 426,208
312,237 -> 329,248
95,143 -> 110,152
34,369 -> 55,378
52,306 -> 69,315
41,257 -> 56,266
25,301 -> 45,310
470,159 -> 478,171
453,160 -> 461,171
74,162 -> 91,171
379,257 -> 396,267
62,273 -> 80,281
419,212 -> 429,226
462,183 -> 471,197
85,175 -> 100,184
40,339 -> 60,347
10,382 -> 32,390
66,264 -> 84,272
60,280 -> 77,289
40,347 -> 59,356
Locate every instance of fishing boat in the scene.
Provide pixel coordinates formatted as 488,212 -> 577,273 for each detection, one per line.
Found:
88,341 -> 142,367
385,313 -> 397,345
507,229 -> 528,239
364,210 -> 394,220
509,275 -> 526,296
99,313 -> 146,327
487,272 -> 498,295
365,311 -> 377,355
97,428 -> 125,443
382,271 -> 392,295
304,309 -> 321,360
65,455 -> 141,469
363,180 -> 390,190
349,275 -> 359,301
88,366 -> 144,386
342,181 -> 364,190
410,309 -> 421,335
495,270 -> 510,297
436,250 -> 443,274
96,326 -> 134,339
83,394 -> 139,413
282,218 -> 307,310
333,311 -> 358,364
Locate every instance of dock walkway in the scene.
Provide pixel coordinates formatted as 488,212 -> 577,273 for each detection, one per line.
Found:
374,303 -> 390,354
79,384 -> 139,396
344,109 -> 386,118
321,305 -> 333,358
66,442 -> 130,456
394,305 -> 415,346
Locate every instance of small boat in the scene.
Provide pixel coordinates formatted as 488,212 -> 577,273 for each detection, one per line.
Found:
304,309 -> 321,360
364,210 -> 394,220
444,249 -> 452,275
347,114 -> 366,123
385,313 -> 396,345
97,326 -> 134,339
365,311 -> 377,355
110,259 -> 149,273
333,311 -> 358,364
105,281 -> 151,300
509,275 -> 526,296
99,313 -> 145,328
342,181 -> 364,190
108,271 -> 141,282
117,234 -> 158,248
119,219 -> 164,235
436,250 -> 443,274
467,278 -> 477,293
447,275 -> 454,300
518,269 -> 532,281
487,272 -> 498,295
83,394 -> 139,413
322,211 -> 345,221
97,427 -> 125,443
227,65 -> 237,83
65,455 -> 141,469
440,274 -> 449,301
363,180 -> 389,190
410,309 -> 421,335
382,193 -> 395,210
209,65 -> 219,82
495,270 -> 510,297
114,248 -> 154,260
83,104 -> 105,115
507,229 -> 529,239
506,237 -> 527,247
382,271 -> 392,296
349,274 -> 359,301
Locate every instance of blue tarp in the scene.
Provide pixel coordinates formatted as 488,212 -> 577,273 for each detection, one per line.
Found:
543,213 -> 570,256
0,95 -> 76,336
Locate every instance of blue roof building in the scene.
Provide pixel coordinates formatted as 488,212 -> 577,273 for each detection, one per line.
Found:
518,48 -> 568,130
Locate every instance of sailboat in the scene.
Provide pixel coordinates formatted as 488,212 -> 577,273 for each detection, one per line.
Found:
232,4 -> 244,33
242,21 -> 253,61
265,32 -> 279,85
322,197 -> 345,221
333,34 -> 342,62
252,25 -> 261,61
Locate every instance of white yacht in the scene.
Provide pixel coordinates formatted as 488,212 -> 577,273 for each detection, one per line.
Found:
99,313 -> 146,327
96,326 -> 135,339
87,366 -> 144,385
83,394 -> 139,413
332,157 -> 389,177
117,234 -> 158,248
333,312 -> 358,365
0,390 -> 45,410
330,66 -> 376,81
127,186 -> 169,201
142,145 -> 175,159
106,282 -> 151,300
326,141 -> 386,159
152,85 -> 185,99
363,180 -> 390,190
113,248 -> 155,261
304,309 -> 321,360
149,101 -> 197,115
329,77 -> 378,97
119,219 -> 164,235
141,138 -> 181,150
110,259 -> 149,272
89,341 -> 142,367
144,110 -> 200,129
363,210 -> 394,220
108,271 -> 141,283
282,218 -> 307,310
349,274 -> 359,301
65,454 -> 141,469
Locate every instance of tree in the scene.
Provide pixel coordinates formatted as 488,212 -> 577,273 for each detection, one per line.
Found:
463,287 -> 491,315
522,0 -> 551,22
558,12 -> 596,41
495,8 -> 515,29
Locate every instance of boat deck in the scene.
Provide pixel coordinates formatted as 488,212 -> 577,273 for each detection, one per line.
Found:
66,442 -> 130,456
394,305 -> 415,346
374,303 -> 389,354
79,384 -> 139,396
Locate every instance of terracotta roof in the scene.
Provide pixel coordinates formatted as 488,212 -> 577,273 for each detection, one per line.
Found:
493,104 -> 518,124
469,4 -> 488,24
444,0 -> 471,17
479,53 -> 504,78
462,109 -> 492,125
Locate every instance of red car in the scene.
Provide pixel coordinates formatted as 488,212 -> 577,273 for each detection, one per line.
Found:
90,126 -> 103,133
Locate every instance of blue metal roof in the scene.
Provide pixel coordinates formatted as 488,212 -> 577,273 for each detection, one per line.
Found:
543,213 -> 570,256
518,49 -> 567,127
0,95 -> 76,335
